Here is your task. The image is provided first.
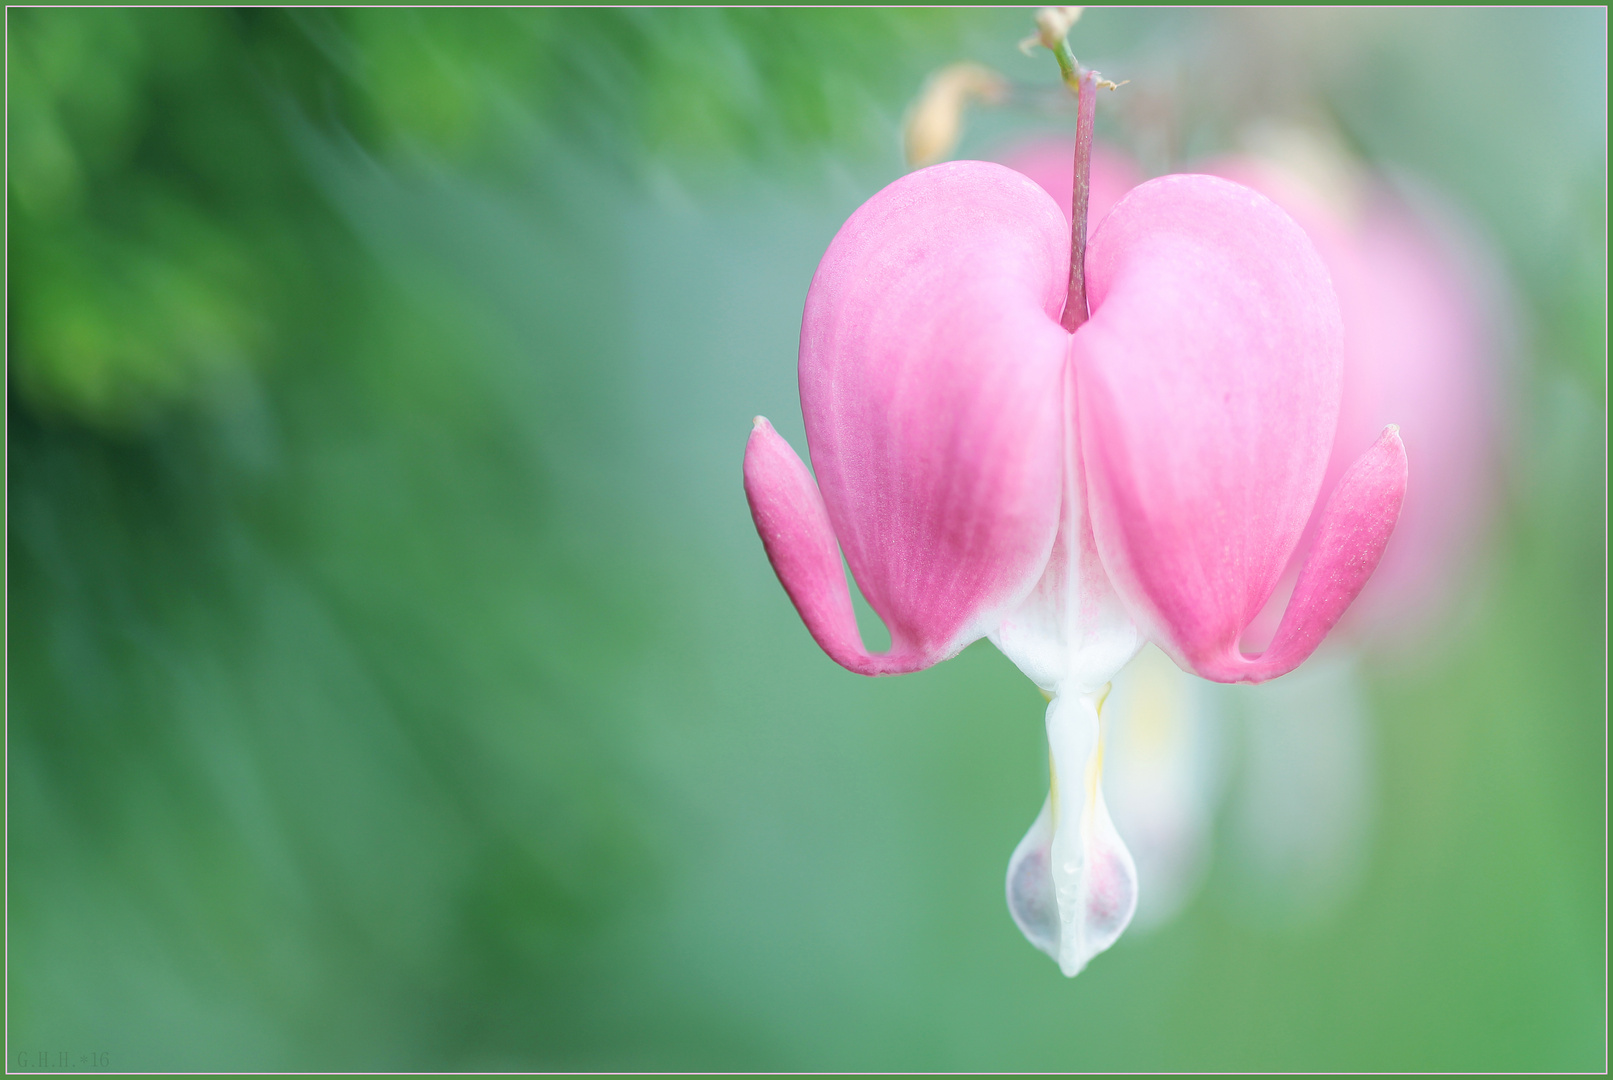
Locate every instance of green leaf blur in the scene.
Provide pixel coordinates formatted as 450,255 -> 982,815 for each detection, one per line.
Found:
7,8 -> 1605,1072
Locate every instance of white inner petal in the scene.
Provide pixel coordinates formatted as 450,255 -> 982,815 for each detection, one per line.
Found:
994,356 -> 1143,976
1005,794 -> 1059,960
989,361 -> 1139,695
1004,690 -> 1139,977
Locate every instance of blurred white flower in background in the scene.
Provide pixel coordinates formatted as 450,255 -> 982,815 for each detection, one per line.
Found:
1219,651 -> 1377,926
1100,644 -> 1224,928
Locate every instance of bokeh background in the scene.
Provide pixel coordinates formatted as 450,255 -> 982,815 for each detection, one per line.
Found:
7,8 -> 1605,1072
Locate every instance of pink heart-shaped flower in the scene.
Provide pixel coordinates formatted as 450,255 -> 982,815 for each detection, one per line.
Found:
742,156 -> 1407,975
745,161 -> 1406,684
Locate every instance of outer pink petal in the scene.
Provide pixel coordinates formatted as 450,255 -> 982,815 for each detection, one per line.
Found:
1195,426 -> 1408,682
1075,174 -> 1379,682
794,161 -> 1071,663
743,417 -> 929,674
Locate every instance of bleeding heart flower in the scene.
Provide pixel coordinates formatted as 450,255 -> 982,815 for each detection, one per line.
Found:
743,64 -> 1407,974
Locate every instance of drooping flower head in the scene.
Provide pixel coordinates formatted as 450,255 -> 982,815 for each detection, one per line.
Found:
742,15 -> 1407,976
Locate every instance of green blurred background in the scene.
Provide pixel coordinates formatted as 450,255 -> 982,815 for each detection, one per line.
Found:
7,8 -> 1605,1071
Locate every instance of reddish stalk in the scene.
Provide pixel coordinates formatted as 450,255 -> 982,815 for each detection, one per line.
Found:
1060,68 -> 1099,333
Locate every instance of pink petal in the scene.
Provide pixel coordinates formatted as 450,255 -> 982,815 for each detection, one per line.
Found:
1073,174 -> 1363,682
1196,426 -> 1408,682
793,162 -> 1072,664
743,417 -> 929,674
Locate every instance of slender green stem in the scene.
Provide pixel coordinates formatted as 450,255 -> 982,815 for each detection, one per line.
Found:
1050,39 -> 1083,93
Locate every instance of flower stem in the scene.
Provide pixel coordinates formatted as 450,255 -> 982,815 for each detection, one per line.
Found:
1060,67 -> 1098,333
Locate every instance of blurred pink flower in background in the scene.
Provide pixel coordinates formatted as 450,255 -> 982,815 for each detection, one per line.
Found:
1001,130 -> 1505,926
1206,134 -> 1503,646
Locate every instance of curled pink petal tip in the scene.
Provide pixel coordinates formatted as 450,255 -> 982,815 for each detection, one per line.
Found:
742,417 -> 934,676
1197,425 -> 1409,683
